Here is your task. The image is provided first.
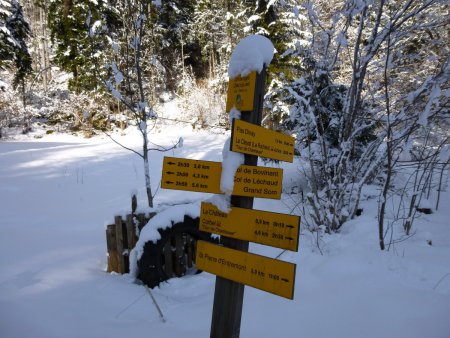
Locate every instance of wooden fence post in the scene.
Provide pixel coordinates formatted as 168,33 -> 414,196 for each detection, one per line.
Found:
164,241 -> 174,277
126,214 -> 137,249
137,213 -> 147,231
115,215 -> 126,273
174,233 -> 186,277
106,224 -> 119,273
106,211 -> 157,275
186,234 -> 194,269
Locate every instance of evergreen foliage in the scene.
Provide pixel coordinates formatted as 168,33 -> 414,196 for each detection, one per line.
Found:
46,0 -> 117,93
243,1 -> 309,126
157,0 -> 195,90
6,0 -> 32,92
1,0 -> 32,82
192,0 -> 228,79
0,0 -> 15,69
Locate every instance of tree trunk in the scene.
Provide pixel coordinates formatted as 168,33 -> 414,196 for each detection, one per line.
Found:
378,36 -> 392,251
435,160 -> 449,211
378,161 -> 390,251
143,133 -> 153,208
21,79 -> 26,109
39,5 -> 50,90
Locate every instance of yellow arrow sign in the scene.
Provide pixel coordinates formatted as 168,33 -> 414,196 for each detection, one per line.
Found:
161,157 -> 282,199
195,240 -> 296,299
200,202 -> 300,251
226,71 -> 257,112
231,119 -> 295,163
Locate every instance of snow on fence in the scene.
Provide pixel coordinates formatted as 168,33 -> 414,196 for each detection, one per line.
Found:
105,212 -> 198,277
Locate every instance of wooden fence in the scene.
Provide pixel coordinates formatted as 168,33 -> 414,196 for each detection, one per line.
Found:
105,213 -> 151,274
105,213 -> 198,277
161,232 -> 197,277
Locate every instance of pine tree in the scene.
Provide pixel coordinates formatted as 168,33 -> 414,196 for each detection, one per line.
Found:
46,0 -> 116,93
7,0 -> 32,100
0,0 -> 16,69
0,0 -> 33,134
238,1 -> 309,128
244,0 -> 308,80
157,0 -> 195,91
192,0 -> 229,80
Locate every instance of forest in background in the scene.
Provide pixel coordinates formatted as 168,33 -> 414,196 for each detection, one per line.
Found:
1,0 -> 449,248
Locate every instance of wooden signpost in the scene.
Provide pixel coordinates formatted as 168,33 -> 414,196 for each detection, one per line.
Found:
160,62 -> 299,338
200,202 -> 300,251
196,240 -> 296,299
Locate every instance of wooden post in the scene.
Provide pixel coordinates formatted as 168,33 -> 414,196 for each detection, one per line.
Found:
115,216 -> 126,274
164,241 -> 174,278
174,233 -> 186,277
126,214 -> 137,249
210,67 -> 267,338
137,213 -> 146,232
186,234 -> 193,268
131,194 -> 137,214
106,224 -> 119,273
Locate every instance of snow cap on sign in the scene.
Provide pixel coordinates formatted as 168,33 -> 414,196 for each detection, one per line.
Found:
228,35 -> 275,79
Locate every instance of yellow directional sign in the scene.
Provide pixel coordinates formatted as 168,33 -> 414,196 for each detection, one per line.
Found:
161,157 -> 221,194
233,165 -> 282,199
231,119 -> 295,163
200,203 -> 300,251
161,157 -> 282,199
196,240 -> 296,299
226,71 -> 257,112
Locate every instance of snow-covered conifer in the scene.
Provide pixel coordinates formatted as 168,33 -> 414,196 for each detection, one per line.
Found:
6,0 -> 32,94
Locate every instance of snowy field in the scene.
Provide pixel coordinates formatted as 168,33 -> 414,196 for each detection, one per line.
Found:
1,110 -> 449,338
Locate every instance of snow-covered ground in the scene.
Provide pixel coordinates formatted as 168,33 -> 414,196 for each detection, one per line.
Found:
1,107 -> 449,338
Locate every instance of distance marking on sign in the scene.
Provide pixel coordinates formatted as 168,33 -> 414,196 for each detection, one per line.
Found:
226,71 -> 257,112
161,157 -> 282,199
161,157 -> 219,193
200,202 -> 300,251
231,119 -> 295,163
195,240 -> 296,299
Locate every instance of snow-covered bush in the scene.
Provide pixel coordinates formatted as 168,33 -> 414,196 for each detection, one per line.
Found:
270,50 -> 380,233
0,74 -> 128,138
269,1 -> 449,247
178,78 -> 228,132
